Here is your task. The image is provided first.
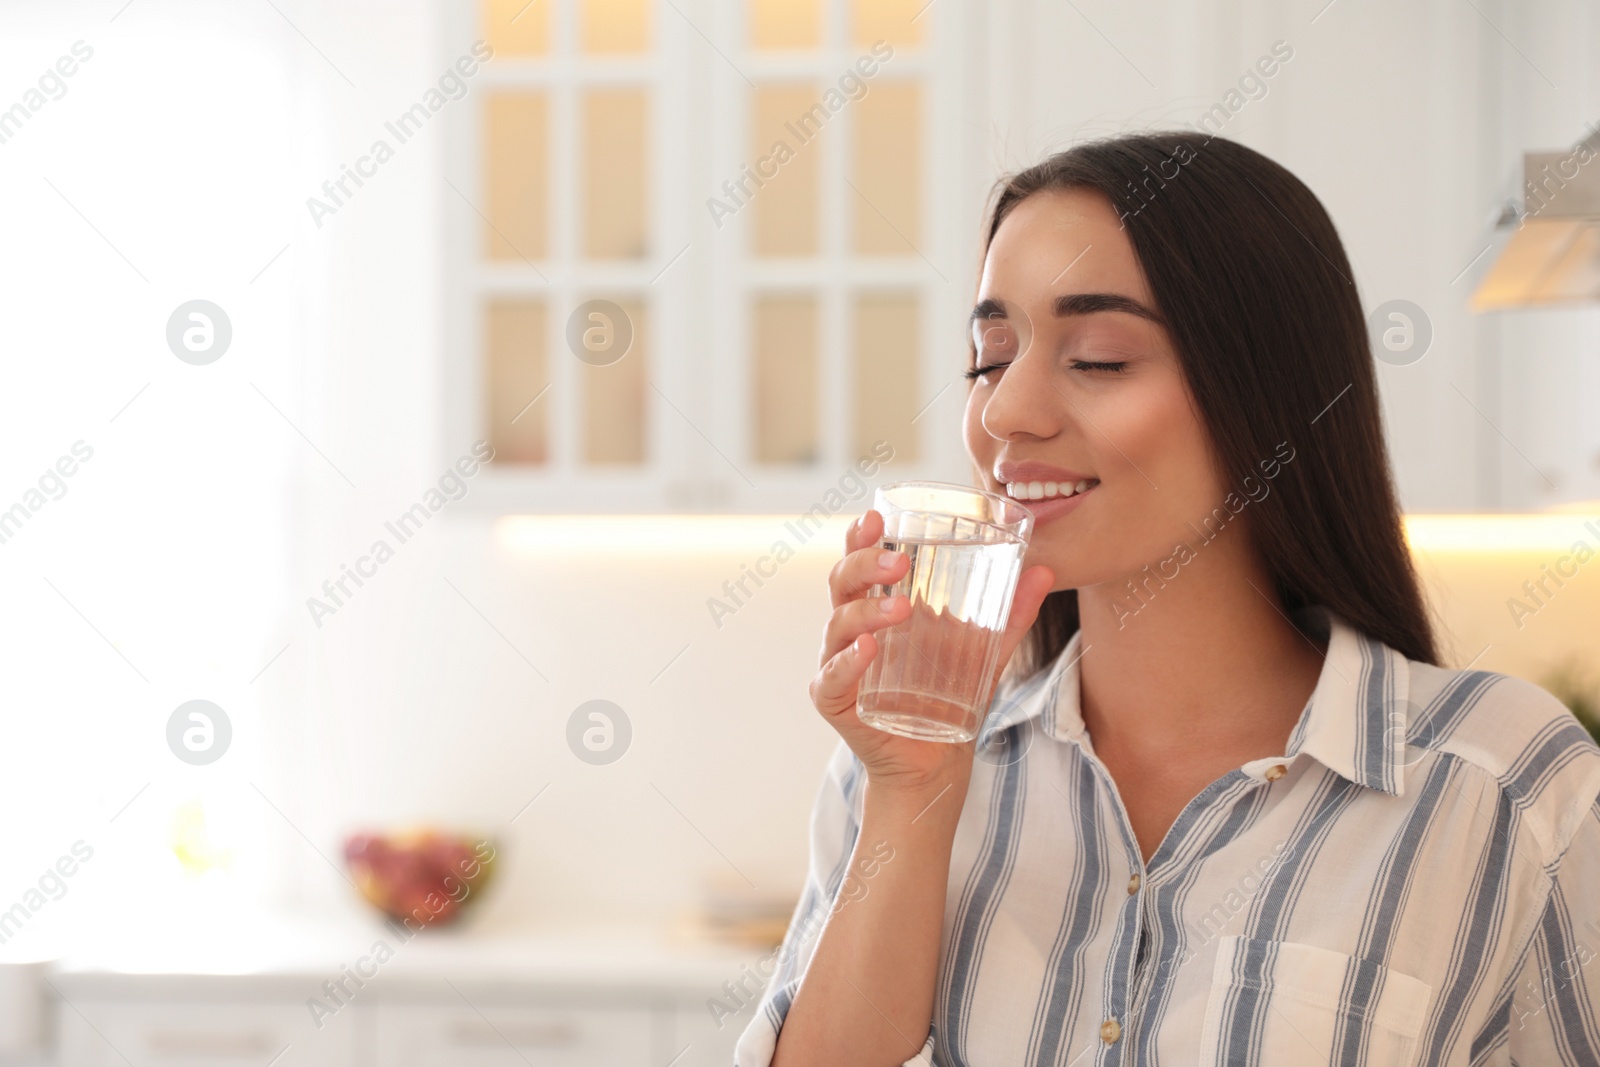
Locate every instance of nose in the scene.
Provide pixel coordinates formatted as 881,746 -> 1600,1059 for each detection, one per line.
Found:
979,346 -> 1064,444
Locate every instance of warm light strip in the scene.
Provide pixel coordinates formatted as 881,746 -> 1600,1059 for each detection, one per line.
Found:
494,514 -> 856,553
1404,513 -> 1600,553
494,513 -> 1600,555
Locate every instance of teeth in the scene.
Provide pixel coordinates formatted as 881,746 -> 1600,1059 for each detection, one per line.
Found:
1005,478 -> 1097,501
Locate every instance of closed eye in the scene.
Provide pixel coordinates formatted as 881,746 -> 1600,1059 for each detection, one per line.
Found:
965,359 -> 1130,381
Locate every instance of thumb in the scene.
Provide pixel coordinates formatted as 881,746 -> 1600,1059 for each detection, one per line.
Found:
993,565 -> 1056,672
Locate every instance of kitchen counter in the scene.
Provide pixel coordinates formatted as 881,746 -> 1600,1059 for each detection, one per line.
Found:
50,911 -> 760,998
40,911 -> 767,1067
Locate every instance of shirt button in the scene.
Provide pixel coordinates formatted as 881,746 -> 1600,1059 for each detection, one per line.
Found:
1127,873 -> 1141,895
1101,1017 -> 1121,1044
1265,763 -> 1287,781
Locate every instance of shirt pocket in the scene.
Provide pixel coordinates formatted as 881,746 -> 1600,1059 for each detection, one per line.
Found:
1196,935 -> 1433,1067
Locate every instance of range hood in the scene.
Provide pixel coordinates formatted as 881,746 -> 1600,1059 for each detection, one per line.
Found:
1471,130 -> 1600,310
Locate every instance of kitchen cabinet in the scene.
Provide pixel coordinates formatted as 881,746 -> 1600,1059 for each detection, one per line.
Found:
56,993 -> 736,1067
48,927 -> 751,1067
54,990 -> 741,1067
440,0 -> 982,513
56,996 -> 355,1067
367,1001 -> 656,1066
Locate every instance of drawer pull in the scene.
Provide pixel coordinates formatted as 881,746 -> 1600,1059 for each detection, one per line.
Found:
145,1030 -> 277,1056
449,1019 -> 580,1047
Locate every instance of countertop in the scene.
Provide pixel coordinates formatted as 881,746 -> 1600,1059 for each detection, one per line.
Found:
37,909 -> 767,1003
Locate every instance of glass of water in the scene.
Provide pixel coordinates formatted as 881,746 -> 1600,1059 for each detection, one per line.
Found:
856,480 -> 1035,743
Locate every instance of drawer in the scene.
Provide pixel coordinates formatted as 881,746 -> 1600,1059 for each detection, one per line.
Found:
56,999 -> 354,1067
368,1002 -> 654,1067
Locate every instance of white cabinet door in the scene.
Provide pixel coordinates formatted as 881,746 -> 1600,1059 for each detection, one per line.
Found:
367,1002 -> 654,1067
56,999 -> 355,1067
445,0 -> 972,514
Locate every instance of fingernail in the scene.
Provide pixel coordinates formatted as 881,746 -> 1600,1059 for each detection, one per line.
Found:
878,550 -> 900,570
878,596 -> 900,614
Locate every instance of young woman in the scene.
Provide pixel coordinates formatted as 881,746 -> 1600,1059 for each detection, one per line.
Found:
734,133 -> 1600,1066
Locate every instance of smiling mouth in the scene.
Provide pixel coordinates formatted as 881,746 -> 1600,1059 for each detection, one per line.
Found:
1003,478 -> 1100,502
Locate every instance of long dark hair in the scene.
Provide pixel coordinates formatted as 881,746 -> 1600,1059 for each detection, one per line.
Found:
979,132 -> 1440,674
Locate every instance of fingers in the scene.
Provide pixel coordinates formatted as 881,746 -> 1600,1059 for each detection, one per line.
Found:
820,592 -> 911,667
829,511 -> 907,609
813,509 -> 905,729
828,546 -> 907,609
847,508 -> 882,554
992,564 -> 1056,667
809,631 -> 880,718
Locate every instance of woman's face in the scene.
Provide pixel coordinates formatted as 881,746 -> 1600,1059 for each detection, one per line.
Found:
963,187 -> 1231,591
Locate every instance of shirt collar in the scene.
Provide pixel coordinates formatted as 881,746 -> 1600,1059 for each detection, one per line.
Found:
978,605 -> 1412,797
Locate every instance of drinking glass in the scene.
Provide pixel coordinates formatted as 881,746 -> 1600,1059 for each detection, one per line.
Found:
856,480 -> 1035,743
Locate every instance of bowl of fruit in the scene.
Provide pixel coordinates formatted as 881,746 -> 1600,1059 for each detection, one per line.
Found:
342,829 -> 497,928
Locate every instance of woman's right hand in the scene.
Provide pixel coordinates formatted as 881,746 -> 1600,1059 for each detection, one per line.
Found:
808,507 -> 1056,797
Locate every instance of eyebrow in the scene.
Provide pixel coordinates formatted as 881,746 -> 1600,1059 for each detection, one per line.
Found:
969,292 -> 1165,327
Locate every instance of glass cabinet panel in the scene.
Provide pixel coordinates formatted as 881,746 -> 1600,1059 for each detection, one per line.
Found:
752,85 -> 822,258
582,89 -> 649,259
753,294 -> 820,465
483,0 -> 550,57
852,0 -> 924,48
581,0 -> 651,54
853,293 -> 920,463
485,299 -> 550,464
485,92 -> 549,260
852,82 -> 919,255
582,296 -> 648,464
750,0 -> 822,50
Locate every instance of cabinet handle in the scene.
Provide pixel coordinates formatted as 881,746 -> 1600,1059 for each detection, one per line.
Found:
144,1029 -> 277,1056
449,1018 -> 580,1047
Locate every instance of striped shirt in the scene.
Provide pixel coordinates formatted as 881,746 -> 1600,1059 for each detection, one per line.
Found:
733,604 -> 1600,1066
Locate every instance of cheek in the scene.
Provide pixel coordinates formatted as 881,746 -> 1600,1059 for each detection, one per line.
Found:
1099,377 -> 1222,512
1086,375 -> 1180,460
1165,404 -> 1227,502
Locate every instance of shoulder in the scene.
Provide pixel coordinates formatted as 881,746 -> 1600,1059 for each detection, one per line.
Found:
1407,659 -> 1600,857
1406,661 -> 1599,787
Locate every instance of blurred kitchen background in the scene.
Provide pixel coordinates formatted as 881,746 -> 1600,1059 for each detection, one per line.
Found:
0,0 -> 1598,1063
